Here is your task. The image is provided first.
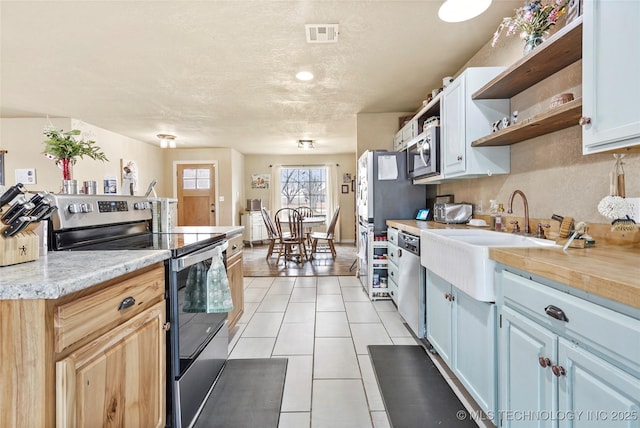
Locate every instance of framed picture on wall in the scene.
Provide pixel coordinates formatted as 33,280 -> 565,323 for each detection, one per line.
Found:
251,174 -> 269,189
341,184 -> 349,194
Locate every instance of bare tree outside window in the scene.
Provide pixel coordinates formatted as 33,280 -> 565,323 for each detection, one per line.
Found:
280,167 -> 327,217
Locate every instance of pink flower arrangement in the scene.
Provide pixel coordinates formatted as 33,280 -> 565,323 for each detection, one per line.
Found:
492,0 -> 570,47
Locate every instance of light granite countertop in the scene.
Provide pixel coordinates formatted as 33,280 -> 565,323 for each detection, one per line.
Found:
0,250 -> 170,300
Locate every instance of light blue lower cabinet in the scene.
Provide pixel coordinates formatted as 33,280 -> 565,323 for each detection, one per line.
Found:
559,338 -> 640,428
426,271 -> 453,365
426,270 -> 497,423
497,266 -> 640,428
500,306 -> 556,428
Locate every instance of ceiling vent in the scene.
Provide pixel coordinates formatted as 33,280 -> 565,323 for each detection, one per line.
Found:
305,24 -> 339,43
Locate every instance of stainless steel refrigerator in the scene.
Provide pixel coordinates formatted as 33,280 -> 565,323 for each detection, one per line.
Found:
356,150 -> 435,295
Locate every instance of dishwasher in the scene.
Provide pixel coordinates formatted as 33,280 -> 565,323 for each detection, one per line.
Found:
397,231 -> 421,338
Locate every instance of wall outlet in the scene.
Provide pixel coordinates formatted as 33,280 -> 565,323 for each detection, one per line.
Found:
626,197 -> 640,222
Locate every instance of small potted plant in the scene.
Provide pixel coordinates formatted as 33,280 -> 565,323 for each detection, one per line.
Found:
42,127 -> 108,180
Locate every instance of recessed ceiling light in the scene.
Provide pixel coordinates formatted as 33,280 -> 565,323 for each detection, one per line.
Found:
438,0 -> 492,23
296,71 -> 314,81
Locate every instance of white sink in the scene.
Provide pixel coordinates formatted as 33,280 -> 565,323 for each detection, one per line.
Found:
420,228 -> 557,302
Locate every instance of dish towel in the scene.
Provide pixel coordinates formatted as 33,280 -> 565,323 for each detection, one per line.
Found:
182,246 -> 233,313
204,246 -> 234,313
182,261 -> 209,313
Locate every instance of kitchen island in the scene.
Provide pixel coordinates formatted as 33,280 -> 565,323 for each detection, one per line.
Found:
1,250 -> 170,427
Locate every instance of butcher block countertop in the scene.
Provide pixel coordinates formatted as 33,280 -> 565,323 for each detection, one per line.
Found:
387,219 -> 640,310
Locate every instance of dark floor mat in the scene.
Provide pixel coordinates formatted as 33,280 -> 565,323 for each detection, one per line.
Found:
194,358 -> 288,428
369,345 -> 476,428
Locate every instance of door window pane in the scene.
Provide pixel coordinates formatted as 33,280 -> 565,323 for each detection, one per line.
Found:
182,168 -> 211,190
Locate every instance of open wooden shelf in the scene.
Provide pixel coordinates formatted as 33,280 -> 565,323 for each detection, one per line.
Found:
472,17 -> 583,100
471,98 -> 582,147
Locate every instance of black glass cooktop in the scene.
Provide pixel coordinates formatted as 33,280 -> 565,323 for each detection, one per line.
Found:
51,221 -> 226,258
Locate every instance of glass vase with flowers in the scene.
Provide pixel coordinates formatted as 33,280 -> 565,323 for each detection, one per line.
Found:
491,0 -> 570,55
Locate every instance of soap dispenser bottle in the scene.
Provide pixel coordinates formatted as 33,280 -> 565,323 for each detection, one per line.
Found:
489,200 -> 498,230
495,203 -> 505,232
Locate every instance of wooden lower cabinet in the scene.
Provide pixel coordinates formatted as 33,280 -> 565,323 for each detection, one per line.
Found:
226,233 -> 244,329
0,263 -> 166,428
56,302 -> 165,428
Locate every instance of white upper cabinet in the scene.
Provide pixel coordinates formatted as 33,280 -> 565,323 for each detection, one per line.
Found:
441,67 -> 511,179
582,0 -> 640,154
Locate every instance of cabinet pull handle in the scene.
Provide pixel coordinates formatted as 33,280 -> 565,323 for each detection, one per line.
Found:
118,296 -> 136,311
551,365 -> 566,377
544,305 -> 569,322
163,322 -> 171,331
398,249 -> 403,257
457,155 -> 463,161
232,244 -> 238,250
538,357 -> 551,368
579,116 -> 592,126
444,293 -> 450,301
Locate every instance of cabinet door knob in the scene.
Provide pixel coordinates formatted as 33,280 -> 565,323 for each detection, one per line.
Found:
551,365 -> 566,377
163,322 -> 171,331
579,116 -> 592,126
457,155 -> 463,161
538,357 -> 551,368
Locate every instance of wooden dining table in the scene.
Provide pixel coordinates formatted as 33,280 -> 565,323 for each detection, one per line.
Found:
300,216 -> 326,246
280,215 -> 326,249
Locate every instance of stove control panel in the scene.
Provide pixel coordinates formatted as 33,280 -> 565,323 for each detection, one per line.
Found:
49,195 -> 152,231
98,200 -> 130,212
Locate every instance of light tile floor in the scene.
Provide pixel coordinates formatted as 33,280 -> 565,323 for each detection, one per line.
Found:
228,275 -> 419,428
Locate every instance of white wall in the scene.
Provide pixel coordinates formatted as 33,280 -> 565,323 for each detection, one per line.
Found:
0,118 -> 166,195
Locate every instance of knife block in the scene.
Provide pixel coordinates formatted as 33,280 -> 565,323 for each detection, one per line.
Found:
0,231 -> 39,266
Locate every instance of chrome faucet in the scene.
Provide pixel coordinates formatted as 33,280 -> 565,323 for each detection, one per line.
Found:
507,190 -> 530,234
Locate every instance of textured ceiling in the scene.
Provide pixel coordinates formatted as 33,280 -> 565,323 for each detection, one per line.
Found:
0,0 -> 521,155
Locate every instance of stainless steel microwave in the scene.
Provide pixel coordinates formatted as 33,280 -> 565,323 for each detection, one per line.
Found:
407,126 -> 440,179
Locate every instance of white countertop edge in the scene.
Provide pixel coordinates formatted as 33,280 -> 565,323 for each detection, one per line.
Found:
0,250 -> 171,300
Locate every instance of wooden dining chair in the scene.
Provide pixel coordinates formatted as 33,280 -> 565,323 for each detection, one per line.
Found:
310,206 -> 340,259
274,208 -> 307,263
296,206 -> 315,244
260,207 -> 281,259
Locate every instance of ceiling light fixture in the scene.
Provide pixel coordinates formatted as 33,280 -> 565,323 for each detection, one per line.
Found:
157,133 -> 177,149
438,0 -> 492,23
296,71 -> 314,81
298,139 -> 315,150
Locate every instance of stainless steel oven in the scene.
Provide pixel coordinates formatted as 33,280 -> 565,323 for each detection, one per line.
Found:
407,126 -> 441,179
168,241 -> 228,428
47,194 -> 229,428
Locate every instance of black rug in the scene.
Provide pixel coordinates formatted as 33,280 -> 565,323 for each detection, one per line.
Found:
369,345 -> 476,428
194,358 -> 288,428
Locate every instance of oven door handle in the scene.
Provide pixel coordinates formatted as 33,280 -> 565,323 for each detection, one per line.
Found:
171,240 -> 229,272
